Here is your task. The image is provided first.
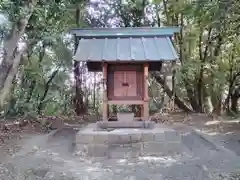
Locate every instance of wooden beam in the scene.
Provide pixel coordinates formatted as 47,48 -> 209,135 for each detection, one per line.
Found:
143,63 -> 149,120
102,63 -> 108,121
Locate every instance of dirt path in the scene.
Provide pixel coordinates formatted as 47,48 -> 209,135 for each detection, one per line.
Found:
1,115 -> 240,179
171,113 -> 240,156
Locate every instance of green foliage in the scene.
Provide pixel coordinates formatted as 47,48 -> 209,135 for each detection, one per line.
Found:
0,0 -> 86,117
2,0 -> 240,118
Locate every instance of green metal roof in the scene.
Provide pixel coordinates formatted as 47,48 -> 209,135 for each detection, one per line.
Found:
73,36 -> 178,62
71,27 -> 179,71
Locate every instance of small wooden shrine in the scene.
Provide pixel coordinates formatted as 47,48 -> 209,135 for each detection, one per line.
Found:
71,27 -> 180,121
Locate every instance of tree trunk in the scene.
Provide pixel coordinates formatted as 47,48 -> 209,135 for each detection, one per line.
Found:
224,71 -> 240,112
5,76 -> 18,116
197,27 -> 212,113
231,91 -> 239,113
0,1 -> 35,109
0,51 -> 24,108
73,5 -> 85,116
73,60 -> 85,115
213,96 -> 222,116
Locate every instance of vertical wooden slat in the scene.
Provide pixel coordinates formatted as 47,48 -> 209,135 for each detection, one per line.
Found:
126,71 -> 137,97
102,63 -> 108,121
114,71 -> 125,97
143,63 -> 149,120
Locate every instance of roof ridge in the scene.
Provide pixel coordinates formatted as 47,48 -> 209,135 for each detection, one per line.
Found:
70,27 -> 180,38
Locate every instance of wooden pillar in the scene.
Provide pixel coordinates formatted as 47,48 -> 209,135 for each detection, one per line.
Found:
102,63 -> 108,121
143,63 -> 149,120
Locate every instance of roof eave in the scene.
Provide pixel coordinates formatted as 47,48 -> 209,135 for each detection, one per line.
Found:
70,27 -> 180,38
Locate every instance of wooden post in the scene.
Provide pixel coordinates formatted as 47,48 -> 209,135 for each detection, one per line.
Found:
102,63 -> 108,121
143,63 -> 149,120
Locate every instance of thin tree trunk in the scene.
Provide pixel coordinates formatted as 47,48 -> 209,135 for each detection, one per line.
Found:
225,73 -> 240,114
37,68 -> 59,114
231,91 -> 239,113
162,0 -> 170,25
225,69 -> 234,112
223,39 -> 233,112
25,43 -> 46,103
214,96 -> 222,115
225,72 -> 240,110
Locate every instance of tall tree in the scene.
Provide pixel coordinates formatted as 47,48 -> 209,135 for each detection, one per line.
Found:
0,0 -> 36,108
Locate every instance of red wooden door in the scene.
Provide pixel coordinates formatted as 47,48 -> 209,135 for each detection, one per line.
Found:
125,71 -> 137,96
113,71 -> 137,97
114,71 -> 125,97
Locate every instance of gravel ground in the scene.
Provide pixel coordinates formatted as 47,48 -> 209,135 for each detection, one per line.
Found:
1,125 -> 240,180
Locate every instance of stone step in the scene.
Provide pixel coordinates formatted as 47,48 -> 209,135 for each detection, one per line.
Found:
75,123 -> 183,158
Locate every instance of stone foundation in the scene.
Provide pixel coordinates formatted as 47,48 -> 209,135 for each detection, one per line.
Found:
117,112 -> 134,122
96,121 -> 155,129
75,123 -> 183,158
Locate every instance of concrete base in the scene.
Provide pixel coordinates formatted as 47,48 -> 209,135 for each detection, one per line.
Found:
96,121 -> 155,129
75,123 -> 183,158
117,112 -> 134,122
